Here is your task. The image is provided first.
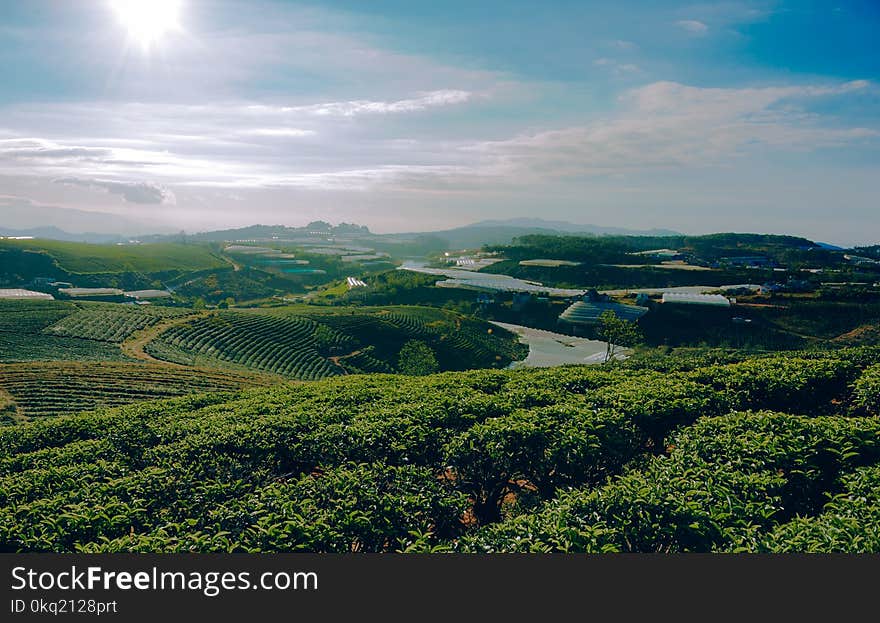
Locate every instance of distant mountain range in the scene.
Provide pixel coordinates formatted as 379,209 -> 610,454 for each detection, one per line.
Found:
0,226 -> 130,244
0,201 -> 168,240
419,218 -> 682,248
2,215 -> 857,252
468,218 -> 681,237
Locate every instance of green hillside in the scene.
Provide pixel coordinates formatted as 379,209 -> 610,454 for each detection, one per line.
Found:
0,239 -> 227,274
2,348 -> 879,553
145,305 -> 527,379
44,302 -> 193,343
0,361 -> 275,421
0,300 -> 132,363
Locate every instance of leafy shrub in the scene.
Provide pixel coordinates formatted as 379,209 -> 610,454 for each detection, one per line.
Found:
689,357 -> 857,414
853,364 -> 880,415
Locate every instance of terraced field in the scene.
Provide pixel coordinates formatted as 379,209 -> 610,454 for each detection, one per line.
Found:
0,300 -> 131,363
145,306 -> 527,380
0,300 -> 75,333
45,303 -> 193,343
300,305 -> 527,369
0,361 -> 275,420
147,312 -> 339,380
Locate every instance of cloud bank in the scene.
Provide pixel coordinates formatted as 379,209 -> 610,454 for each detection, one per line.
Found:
53,177 -> 176,204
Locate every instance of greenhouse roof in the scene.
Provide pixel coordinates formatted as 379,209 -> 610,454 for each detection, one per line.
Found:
558,301 -> 649,325
661,292 -> 731,307
0,288 -> 54,300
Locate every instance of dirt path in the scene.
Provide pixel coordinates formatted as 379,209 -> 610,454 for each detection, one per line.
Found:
328,348 -> 366,373
0,385 -> 24,422
219,252 -> 241,272
120,312 -> 211,365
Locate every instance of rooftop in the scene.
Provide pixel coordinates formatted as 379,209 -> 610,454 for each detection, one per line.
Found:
558,300 -> 649,325
0,288 -> 54,300
124,289 -> 172,299
661,292 -> 731,307
58,288 -> 124,297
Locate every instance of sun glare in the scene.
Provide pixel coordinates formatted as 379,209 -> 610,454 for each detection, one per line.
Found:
111,0 -> 182,51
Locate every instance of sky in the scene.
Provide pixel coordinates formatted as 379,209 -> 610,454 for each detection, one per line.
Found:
0,0 -> 878,245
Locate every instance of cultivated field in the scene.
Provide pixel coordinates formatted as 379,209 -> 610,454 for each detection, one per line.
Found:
2,348 -> 879,552
145,306 -> 527,379
0,361 -> 275,420
0,239 -> 227,274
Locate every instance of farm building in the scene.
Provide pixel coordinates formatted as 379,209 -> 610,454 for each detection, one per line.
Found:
627,248 -> 682,260
661,292 -> 731,307
124,289 -> 172,300
0,288 -> 54,300
57,287 -> 125,302
558,300 -> 649,328
519,259 -> 581,267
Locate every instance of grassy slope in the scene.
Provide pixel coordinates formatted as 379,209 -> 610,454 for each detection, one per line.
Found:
0,239 -> 226,274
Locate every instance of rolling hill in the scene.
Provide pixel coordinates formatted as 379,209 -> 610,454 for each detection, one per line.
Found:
144,305 -> 527,379
1,347 -> 878,553
0,239 -> 227,275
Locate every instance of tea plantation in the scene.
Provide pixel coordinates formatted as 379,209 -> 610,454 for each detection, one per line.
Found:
2,348 -> 879,553
145,306 -> 527,379
0,361 -> 275,420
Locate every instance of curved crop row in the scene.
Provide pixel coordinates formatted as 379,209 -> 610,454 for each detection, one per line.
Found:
0,362 -> 272,419
1,347 -> 878,553
150,312 -> 338,380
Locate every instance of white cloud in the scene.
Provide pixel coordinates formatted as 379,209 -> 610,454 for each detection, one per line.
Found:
677,19 -> 709,34
471,80 -> 878,177
286,90 -> 473,117
53,177 -> 176,205
0,138 -> 112,160
0,89 -> 480,188
611,39 -> 638,50
1,81 -> 875,197
593,58 -> 641,75
239,128 -> 317,138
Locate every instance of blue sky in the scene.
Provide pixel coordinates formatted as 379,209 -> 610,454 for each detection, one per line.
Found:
0,0 -> 878,244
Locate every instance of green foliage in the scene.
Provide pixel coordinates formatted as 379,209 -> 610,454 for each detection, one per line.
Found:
853,364 -> 880,415
689,357 -> 858,415
444,404 -> 640,524
756,465 -> 880,553
1,347 -> 878,553
0,362 -> 273,419
0,239 -> 226,274
461,411 -> 880,553
147,306 -> 525,379
45,303 -> 191,343
397,340 -> 439,375
0,300 -> 75,333
0,300 -> 132,363
148,312 -> 340,380
596,309 -> 643,362
209,463 -> 469,553
588,372 -> 727,451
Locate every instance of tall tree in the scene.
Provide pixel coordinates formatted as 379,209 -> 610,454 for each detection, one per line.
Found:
597,310 -> 642,363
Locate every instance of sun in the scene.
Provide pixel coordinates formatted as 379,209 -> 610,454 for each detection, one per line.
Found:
110,0 -> 182,51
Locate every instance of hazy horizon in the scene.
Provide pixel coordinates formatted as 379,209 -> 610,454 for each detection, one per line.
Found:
1,1 -> 879,246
